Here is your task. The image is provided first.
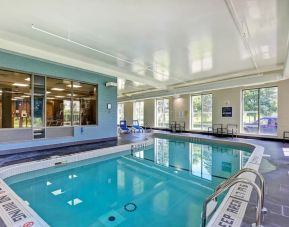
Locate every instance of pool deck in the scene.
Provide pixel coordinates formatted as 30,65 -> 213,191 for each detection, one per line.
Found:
0,131 -> 289,227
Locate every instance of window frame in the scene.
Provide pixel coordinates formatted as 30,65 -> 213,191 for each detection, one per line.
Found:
155,98 -> 170,128
241,86 -> 278,135
190,93 -> 212,131
133,101 -> 144,126
0,67 -> 99,139
117,103 -> 124,125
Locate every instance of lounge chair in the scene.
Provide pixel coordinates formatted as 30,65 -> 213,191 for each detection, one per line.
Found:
176,122 -> 185,132
132,120 -> 144,133
169,121 -> 177,132
208,124 -> 223,135
223,124 -> 238,138
284,131 -> 289,143
119,120 -> 131,133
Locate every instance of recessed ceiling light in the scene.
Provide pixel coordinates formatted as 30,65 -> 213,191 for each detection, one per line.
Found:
67,94 -> 77,97
25,77 -> 31,81
55,96 -> 65,98
51,88 -> 65,91
12,83 -> 29,87
67,84 -> 82,88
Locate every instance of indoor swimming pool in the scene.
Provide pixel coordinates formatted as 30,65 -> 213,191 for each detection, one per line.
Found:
4,137 -> 253,227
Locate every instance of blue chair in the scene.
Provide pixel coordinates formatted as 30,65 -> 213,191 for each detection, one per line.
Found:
119,120 -> 131,133
132,120 -> 144,133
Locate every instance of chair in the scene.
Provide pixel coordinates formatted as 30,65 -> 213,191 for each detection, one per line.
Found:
176,122 -> 185,132
223,124 -> 238,138
208,124 -> 223,135
132,120 -> 144,133
119,120 -> 131,133
169,121 -> 177,132
284,131 -> 289,143
143,122 -> 152,132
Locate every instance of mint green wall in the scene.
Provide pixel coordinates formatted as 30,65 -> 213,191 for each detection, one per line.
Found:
0,50 -> 117,151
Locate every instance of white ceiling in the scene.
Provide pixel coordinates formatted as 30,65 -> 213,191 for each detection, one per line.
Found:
0,0 -> 288,99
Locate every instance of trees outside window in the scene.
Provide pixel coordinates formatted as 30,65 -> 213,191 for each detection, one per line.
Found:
191,94 -> 212,130
242,87 -> 278,135
117,103 -> 124,125
155,98 -> 169,128
133,101 -> 144,126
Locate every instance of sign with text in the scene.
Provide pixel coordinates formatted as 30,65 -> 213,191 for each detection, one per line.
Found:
222,107 -> 232,117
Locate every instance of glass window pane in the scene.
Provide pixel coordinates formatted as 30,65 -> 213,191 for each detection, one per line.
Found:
201,94 -> 212,130
46,78 -> 72,126
192,96 -> 202,129
74,82 -> 97,125
259,87 -> 278,135
242,89 -> 259,134
33,75 -> 45,139
117,103 -> 124,124
156,99 -> 169,128
133,101 -> 144,126
0,70 -> 32,128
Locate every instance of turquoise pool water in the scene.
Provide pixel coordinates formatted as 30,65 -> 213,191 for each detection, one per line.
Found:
5,138 -> 251,227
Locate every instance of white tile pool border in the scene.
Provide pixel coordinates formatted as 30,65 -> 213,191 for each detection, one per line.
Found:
0,134 -> 263,227
153,133 -> 264,227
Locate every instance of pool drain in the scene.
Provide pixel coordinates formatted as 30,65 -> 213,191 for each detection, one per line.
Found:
124,202 -> 137,212
108,216 -> 116,222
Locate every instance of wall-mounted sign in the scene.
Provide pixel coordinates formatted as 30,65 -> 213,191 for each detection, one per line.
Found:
222,107 -> 232,117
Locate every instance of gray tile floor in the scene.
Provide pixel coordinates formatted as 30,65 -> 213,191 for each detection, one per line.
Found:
0,131 -> 288,227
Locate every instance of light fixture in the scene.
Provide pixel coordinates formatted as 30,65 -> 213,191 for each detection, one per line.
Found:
47,97 -> 55,100
46,91 -> 51,94
12,97 -> 24,101
51,88 -> 65,91
55,96 -> 65,98
67,84 -> 82,88
12,83 -> 29,87
25,77 -> 31,81
21,95 -> 30,98
106,82 -> 118,87
67,94 -> 77,97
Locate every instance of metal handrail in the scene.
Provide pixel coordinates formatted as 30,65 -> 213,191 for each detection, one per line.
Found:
215,167 -> 267,214
202,178 -> 262,227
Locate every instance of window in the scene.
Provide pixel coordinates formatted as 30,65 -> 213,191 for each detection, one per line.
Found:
191,94 -> 212,130
47,79 -> 97,127
117,103 -> 124,125
0,70 -> 32,128
155,98 -> 169,128
73,82 -> 97,125
46,78 -> 73,126
242,87 -> 278,135
133,101 -> 144,126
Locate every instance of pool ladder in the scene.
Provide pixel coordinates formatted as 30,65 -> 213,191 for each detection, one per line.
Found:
202,168 -> 267,227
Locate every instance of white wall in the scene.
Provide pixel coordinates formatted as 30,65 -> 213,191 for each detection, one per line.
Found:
120,79 -> 289,139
